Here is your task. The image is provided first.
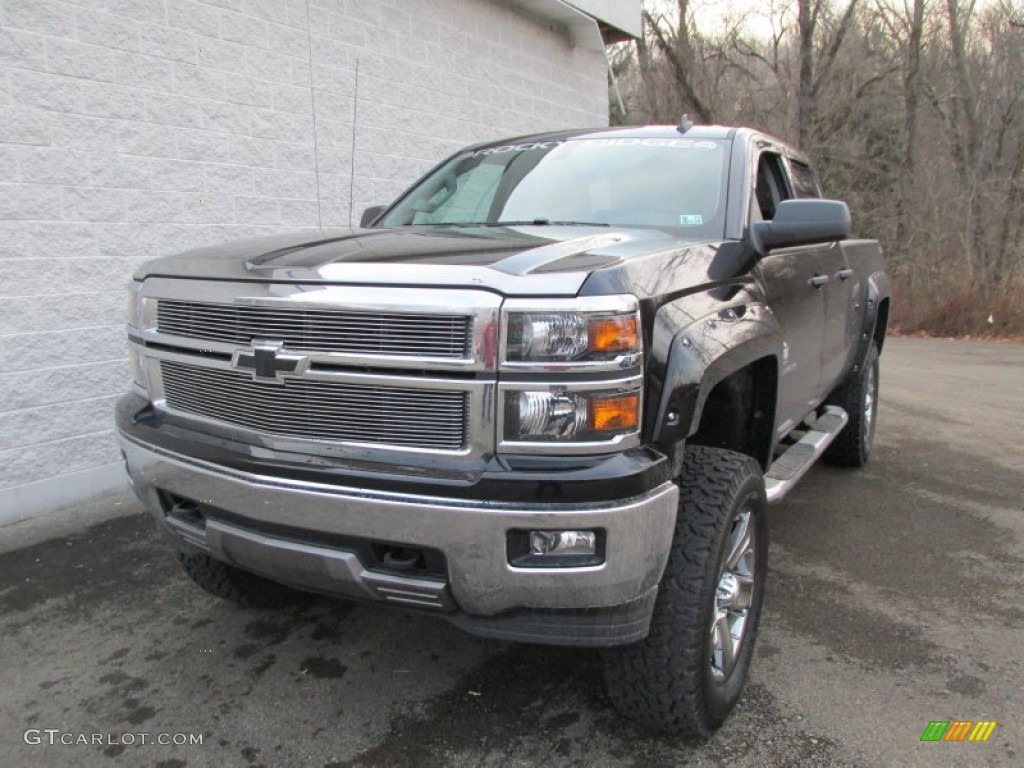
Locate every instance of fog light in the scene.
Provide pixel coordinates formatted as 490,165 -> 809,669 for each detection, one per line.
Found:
508,529 -> 604,567
530,530 -> 597,556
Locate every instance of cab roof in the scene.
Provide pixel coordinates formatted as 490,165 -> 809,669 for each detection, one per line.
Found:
464,125 -> 806,163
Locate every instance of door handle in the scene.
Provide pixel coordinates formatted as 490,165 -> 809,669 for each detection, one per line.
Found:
836,268 -> 854,280
808,274 -> 830,288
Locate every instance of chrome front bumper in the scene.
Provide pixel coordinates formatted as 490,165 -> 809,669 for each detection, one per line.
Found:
119,434 -> 679,620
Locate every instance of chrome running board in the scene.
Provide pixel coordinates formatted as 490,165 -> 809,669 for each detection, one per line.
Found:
764,406 -> 849,504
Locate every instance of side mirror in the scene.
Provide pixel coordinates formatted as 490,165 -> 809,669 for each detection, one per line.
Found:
360,205 -> 386,228
751,199 -> 850,255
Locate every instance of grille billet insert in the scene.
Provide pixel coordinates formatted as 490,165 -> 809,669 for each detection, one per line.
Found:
160,361 -> 468,450
156,300 -> 472,359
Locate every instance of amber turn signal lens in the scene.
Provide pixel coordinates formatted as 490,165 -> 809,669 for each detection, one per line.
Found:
588,316 -> 638,354
590,393 -> 640,432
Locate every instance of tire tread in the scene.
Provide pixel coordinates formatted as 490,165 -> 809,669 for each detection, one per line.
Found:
824,342 -> 879,467
603,445 -> 766,736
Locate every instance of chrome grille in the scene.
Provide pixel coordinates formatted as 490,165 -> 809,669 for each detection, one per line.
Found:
156,300 -> 472,358
160,361 -> 468,450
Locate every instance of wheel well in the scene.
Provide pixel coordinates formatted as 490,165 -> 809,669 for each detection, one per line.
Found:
873,297 -> 890,351
688,357 -> 777,471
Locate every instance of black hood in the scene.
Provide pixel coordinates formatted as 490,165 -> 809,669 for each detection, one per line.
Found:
135,225 -> 716,297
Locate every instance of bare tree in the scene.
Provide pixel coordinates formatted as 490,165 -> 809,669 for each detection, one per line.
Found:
641,1 -> 714,123
797,0 -> 861,150
617,0 -> 1023,333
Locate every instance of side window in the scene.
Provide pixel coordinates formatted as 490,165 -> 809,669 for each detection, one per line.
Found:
754,152 -> 792,220
789,160 -> 821,198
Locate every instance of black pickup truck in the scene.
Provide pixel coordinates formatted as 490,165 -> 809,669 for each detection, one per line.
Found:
116,125 -> 889,735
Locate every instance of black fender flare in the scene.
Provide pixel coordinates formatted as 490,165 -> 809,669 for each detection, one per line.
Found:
651,303 -> 783,461
851,269 -> 891,373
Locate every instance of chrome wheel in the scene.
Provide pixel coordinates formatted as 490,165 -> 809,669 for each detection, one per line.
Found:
710,504 -> 757,680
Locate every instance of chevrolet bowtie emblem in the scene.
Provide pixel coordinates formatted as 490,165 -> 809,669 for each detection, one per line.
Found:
231,342 -> 309,383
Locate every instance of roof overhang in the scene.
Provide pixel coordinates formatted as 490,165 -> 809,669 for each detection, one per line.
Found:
497,0 -> 640,51
561,0 -> 641,39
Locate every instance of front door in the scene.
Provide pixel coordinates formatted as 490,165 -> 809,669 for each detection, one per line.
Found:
750,151 -> 826,435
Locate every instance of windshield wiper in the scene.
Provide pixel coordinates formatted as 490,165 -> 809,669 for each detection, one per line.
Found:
490,219 -> 610,227
423,219 -> 611,228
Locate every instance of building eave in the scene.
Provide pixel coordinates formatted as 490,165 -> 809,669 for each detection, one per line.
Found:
497,0 -> 640,51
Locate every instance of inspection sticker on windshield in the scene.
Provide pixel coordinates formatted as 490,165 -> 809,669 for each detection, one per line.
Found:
679,214 -> 703,226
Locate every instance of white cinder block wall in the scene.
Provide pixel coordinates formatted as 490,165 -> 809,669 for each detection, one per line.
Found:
0,0 -> 614,523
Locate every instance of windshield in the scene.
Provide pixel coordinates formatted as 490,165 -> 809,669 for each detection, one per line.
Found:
377,137 -> 729,235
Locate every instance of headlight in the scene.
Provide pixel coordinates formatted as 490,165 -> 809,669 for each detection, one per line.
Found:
127,280 -> 143,328
502,383 -> 641,445
127,281 -> 148,392
502,296 -> 641,368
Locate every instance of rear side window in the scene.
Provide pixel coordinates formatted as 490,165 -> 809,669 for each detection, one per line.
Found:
789,160 -> 821,198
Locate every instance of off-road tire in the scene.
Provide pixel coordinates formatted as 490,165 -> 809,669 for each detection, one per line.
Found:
823,342 -> 879,467
177,551 -> 303,609
603,445 -> 768,736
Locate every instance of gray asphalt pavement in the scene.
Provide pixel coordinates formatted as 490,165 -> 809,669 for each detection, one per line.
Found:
1,337 -> 1021,767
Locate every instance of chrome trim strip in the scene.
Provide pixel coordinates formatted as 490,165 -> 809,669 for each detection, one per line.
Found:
310,261 -> 589,296
143,344 -> 485,388
152,334 -> 479,370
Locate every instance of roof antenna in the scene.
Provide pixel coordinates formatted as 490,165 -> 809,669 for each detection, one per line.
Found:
677,114 -> 693,134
